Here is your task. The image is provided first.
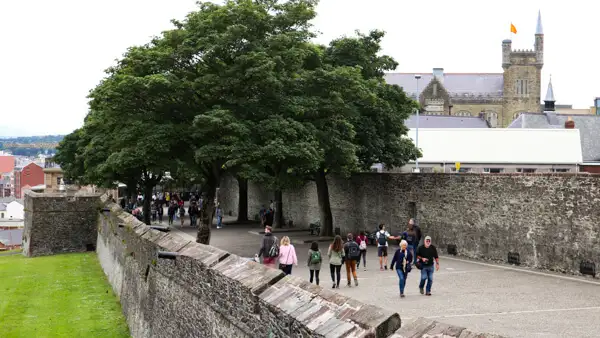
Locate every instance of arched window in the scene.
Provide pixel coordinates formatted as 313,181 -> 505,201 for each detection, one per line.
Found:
513,112 -> 523,120
485,111 -> 498,119
455,110 -> 471,117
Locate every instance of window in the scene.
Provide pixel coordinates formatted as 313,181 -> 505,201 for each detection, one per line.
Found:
0,213 -> 3,218
517,168 -> 536,173
451,168 -> 472,173
57,177 -> 63,186
455,110 -> 471,117
515,79 -> 529,96
551,169 -> 569,173
483,168 -> 504,173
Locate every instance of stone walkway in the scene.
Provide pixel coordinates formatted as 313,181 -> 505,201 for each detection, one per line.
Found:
169,220 -> 600,338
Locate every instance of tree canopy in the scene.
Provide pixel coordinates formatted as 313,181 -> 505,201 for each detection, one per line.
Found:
54,0 -> 419,243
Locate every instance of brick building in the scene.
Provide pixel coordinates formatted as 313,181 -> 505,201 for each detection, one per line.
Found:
14,163 -> 44,198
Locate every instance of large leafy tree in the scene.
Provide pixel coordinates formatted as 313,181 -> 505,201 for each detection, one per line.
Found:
165,0 -> 322,233
310,30 -> 421,236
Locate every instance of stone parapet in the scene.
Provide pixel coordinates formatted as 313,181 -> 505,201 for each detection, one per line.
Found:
96,195 -> 401,337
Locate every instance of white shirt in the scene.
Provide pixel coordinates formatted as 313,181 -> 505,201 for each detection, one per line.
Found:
376,230 -> 391,247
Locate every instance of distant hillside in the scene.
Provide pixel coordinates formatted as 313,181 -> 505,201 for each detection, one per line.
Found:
0,135 -> 64,156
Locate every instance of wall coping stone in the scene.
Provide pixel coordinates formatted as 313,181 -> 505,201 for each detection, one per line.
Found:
392,317 -> 507,338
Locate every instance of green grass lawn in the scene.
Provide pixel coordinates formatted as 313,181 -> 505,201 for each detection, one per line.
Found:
0,252 -> 130,338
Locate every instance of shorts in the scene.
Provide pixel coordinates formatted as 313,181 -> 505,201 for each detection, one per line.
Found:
377,246 -> 388,257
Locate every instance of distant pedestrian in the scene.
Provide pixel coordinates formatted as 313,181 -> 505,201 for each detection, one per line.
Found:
258,226 -> 278,269
307,241 -> 322,285
188,200 -> 199,227
328,235 -> 345,289
151,203 -> 157,222
179,204 -> 185,226
277,236 -> 298,275
157,201 -> 164,223
401,218 -> 422,264
376,223 -> 400,271
355,230 -> 368,270
167,201 -> 177,225
216,204 -> 223,229
416,236 -> 439,296
390,240 -> 413,298
343,233 -> 360,287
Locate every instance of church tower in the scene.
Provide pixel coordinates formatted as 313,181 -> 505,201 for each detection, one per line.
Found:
501,11 -> 544,127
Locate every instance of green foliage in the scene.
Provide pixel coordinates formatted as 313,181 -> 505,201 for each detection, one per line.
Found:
0,253 -> 129,337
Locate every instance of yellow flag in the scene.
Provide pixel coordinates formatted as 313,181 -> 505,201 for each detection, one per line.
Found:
510,23 -> 517,34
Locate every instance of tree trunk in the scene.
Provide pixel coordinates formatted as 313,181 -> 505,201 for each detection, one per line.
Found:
237,177 -> 248,222
316,168 -> 334,237
197,177 -> 217,245
143,183 -> 153,225
273,190 -> 283,228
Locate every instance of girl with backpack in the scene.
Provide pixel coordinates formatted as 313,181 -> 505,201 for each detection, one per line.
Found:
277,236 -> 297,275
390,240 -> 413,298
328,235 -> 345,289
356,231 -> 368,271
307,241 -> 322,285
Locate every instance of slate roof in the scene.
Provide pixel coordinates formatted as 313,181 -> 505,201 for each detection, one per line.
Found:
404,115 -> 490,128
384,73 -> 504,98
406,128 -> 582,164
0,229 -> 23,246
508,113 -> 600,162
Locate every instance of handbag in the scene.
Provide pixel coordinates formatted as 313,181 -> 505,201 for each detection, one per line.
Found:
415,258 -> 423,270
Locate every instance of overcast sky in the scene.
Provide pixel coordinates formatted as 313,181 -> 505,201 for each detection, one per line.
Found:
0,0 -> 597,137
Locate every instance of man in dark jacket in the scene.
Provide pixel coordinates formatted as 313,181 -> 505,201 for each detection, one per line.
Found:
402,218 -> 422,264
416,236 -> 439,296
258,226 -> 278,268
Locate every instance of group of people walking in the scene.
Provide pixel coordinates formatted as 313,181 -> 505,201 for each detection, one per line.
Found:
257,218 -> 440,297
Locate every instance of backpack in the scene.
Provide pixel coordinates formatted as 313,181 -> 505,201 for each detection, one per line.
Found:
358,237 -> 367,250
347,242 -> 361,261
267,237 -> 279,258
310,251 -> 321,265
377,231 -> 387,246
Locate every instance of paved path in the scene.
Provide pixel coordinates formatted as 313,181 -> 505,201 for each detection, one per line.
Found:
169,220 -> 600,338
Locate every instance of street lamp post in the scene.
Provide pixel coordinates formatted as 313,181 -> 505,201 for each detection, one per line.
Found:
414,75 -> 421,173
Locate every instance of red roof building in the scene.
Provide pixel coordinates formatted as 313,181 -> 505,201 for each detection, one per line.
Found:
14,163 -> 44,198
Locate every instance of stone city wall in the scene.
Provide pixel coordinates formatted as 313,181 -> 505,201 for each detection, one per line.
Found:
96,196 -> 402,337
23,191 -> 102,257
219,173 -> 600,276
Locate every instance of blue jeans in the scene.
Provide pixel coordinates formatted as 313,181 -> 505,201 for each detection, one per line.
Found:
419,265 -> 434,293
396,269 -> 407,294
190,215 -> 197,226
410,244 -> 418,264
217,216 -> 223,227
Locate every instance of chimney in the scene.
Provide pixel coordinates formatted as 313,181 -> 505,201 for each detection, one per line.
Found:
432,68 -> 444,84
565,117 -> 575,129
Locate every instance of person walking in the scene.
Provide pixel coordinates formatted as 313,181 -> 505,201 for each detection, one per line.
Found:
401,218 -> 422,264
258,226 -> 278,269
179,204 -> 185,226
328,235 -> 345,289
416,236 -> 439,296
390,240 -> 413,298
216,204 -> 223,229
355,231 -> 368,271
167,201 -> 177,225
375,223 -> 400,271
343,233 -> 361,287
277,236 -> 298,275
307,241 -> 322,285
156,201 -> 164,224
